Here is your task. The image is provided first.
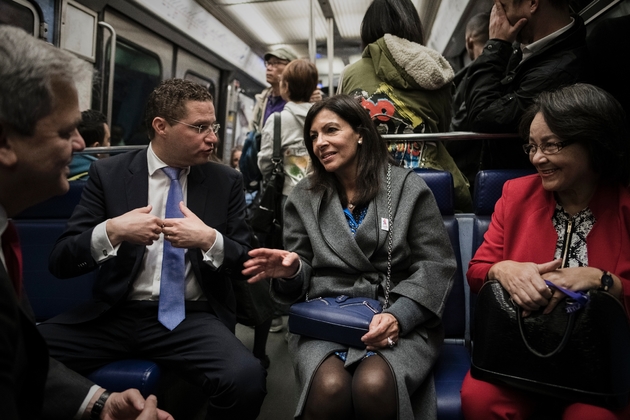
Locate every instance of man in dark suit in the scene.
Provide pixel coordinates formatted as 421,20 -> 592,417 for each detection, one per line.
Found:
39,78 -> 267,419
0,25 -> 172,420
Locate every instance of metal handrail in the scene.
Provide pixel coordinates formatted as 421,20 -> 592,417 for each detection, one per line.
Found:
74,145 -> 145,155
74,132 -> 521,155
381,132 -> 521,141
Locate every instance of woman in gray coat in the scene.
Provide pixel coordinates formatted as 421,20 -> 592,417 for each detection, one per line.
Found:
243,95 -> 456,420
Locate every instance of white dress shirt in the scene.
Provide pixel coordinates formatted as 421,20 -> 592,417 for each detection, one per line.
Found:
90,143 -> 225,301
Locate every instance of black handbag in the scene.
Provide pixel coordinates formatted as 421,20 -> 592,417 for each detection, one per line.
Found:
248,113 -> 284,248
287,165 -> 394,349
471,279 -> 630,409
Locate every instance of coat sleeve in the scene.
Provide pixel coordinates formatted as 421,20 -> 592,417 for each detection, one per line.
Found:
49,162 -> 107,279
461,39 -> 581,133
467,180 -> 512,293
42,357 -> 94,420
386,175 -> 456,333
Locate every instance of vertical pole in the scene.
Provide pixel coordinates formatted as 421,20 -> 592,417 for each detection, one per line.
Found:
309,0 -> 316,63
327,17 -> 334,95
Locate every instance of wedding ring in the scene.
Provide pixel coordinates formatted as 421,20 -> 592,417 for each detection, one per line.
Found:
387,337 -> 396,348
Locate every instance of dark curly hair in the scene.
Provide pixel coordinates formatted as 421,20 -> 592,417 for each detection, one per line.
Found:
520,83 -> 630,186
144,79 -> 213,139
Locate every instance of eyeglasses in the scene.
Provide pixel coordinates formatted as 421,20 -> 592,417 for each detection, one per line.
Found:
171,119 -> 220,135
265,59 -> 289,68
522,141 -> 572,155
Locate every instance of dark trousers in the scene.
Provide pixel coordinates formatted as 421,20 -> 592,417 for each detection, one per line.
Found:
38,301 -> 267,420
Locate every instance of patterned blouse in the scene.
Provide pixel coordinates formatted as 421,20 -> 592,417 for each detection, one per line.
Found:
552,204 -> 596,267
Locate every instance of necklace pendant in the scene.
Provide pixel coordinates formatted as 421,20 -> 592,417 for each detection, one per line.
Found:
348,203 -> 355,211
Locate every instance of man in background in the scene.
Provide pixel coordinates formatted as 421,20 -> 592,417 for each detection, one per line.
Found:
69,109 -> 111,180
0,25 -> 171,420
454,0 -> 588,169
448,12 -> 490,192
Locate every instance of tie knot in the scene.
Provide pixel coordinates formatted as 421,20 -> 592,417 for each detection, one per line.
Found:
162,167 -> 181,181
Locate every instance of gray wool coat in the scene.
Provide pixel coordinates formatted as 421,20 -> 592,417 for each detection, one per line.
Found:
271,165 -> 456,419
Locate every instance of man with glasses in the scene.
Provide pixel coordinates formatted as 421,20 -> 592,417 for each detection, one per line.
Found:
250,47 -> 297,133
39,78 -> 267,420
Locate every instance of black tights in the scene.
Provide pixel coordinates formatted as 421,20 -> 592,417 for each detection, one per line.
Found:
302,354 -> 397,420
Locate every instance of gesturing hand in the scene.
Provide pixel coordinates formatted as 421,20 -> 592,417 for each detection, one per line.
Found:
101,389 -> 173,420
107,205 -> 163,247
162,202 -> 216,250
242,248 -> 301,283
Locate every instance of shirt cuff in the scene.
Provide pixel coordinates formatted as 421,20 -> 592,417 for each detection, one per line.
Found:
202,230 -> 224,269
90,221 -> 119,262
74,385 -> 100,420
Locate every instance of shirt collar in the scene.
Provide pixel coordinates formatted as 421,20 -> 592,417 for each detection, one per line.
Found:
147,143 -> 190,178
521,17 -> 574,62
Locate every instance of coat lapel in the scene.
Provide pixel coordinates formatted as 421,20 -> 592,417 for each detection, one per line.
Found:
186,165 -> 208,218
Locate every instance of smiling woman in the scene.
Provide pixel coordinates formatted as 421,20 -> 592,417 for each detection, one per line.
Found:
243,94 -> 456,419
463,83 -> 630,419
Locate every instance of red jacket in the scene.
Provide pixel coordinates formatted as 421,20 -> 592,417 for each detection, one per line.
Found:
467,175 -> 630,315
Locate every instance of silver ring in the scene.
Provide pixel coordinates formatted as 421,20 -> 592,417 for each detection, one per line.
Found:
387,337 -> 396,348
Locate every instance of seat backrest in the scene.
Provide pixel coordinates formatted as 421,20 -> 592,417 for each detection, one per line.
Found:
14,181 -> 95,321
413,168 -> 454,216
413,169 -> 464,342
473,169 -> 535,216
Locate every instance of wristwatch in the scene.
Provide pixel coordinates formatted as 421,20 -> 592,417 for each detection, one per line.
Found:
600,270 -> 614,292
90,391 -> 111,420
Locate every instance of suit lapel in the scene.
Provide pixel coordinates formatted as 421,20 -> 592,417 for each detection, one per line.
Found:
125,149 -> 150,211
187,165 -> 208,218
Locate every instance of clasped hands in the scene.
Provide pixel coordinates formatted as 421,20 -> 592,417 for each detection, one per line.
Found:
489,258 -> 604,316
106,202 -> 216,250
242,248 -> 400,350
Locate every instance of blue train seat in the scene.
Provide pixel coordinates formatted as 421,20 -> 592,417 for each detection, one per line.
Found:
415,169 -> 469,420
14,181 -> 161,398
472,169 -> 535,252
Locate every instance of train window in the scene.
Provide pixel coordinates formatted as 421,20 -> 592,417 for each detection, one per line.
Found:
184,71 -> 216,100
0,0 -> 37,35
107,40 -> 161,146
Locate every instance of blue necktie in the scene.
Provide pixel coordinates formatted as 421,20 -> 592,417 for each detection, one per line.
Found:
159,167 -> 186,330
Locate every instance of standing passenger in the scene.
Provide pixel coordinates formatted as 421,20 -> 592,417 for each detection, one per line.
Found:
448,12 -> 490,192
39,78 -> 267,420
339,0 -> 472,212
455,0 -> 588,169
0,25 -> 171,420
258,59 -> 318,199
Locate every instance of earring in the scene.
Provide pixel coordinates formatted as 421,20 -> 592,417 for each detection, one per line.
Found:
358,139 -> 363,145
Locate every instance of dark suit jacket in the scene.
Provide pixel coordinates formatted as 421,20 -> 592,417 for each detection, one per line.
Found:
1,264 -> 93,419
48,148 -> 252,331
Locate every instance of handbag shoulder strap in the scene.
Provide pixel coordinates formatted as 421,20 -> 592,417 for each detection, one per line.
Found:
272,112 -> 282,163
384,163 -> 392,309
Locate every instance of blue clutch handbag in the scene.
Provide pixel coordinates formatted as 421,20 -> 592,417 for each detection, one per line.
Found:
287,165 -> 395,349
288,295 -> 383,348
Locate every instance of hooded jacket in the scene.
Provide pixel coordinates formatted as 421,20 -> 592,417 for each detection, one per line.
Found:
258,101 -> 313,197
340,34 -> 472,212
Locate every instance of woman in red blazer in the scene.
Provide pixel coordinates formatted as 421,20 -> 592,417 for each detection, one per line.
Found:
462,84 -> 630,420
